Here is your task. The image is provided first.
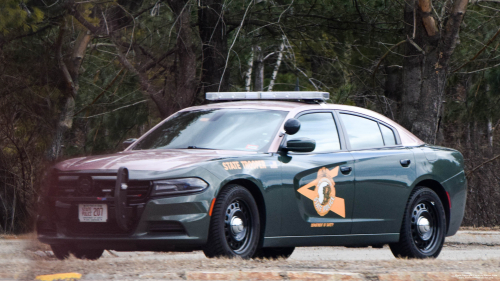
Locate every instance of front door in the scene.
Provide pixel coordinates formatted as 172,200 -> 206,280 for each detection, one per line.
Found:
279,111 -> 355,237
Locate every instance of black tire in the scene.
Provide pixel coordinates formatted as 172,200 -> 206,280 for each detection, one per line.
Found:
390,187 -> 446,259
71,248 -> 104,260
253,247 -> 295,259
51,244 -> 70,260
203,184 -> 260,259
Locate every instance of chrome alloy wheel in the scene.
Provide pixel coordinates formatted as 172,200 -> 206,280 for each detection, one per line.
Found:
411,202 -> 439,253
224,200 -> 252,254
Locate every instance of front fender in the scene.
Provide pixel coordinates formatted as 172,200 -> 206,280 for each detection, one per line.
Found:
203,156 -> 283,237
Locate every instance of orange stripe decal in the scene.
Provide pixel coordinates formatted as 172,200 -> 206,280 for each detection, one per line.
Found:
209,198 -> 216,216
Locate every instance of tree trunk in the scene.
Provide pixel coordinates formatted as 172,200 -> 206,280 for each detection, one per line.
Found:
245,51 -> 254,91
268,41 -> 285,91
400,0 -> 468,144
254,45 -> 264,91
167,0 -> 198,113
199,0 -> 229,93
47,23 -> 92,161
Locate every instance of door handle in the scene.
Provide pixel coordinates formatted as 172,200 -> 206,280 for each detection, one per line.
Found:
340,166 -> 352,175
400,159 -> 411,167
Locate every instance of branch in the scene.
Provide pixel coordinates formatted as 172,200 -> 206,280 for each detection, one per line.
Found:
418,0 -> 439,37
136,45 -> 176,72
225,19 -> 278,36
73,68 -> 125,116
141,49 -> 177,72
112,37 -> 169,117
113,40 -> 151,92
457,61 -> 500,74
476,0 -> 500,3
77,100 -> 148,119
440,0 -> 468,65
56,20 -> 77,97
466,154 -> 500,177
353,0 -> 365,22
407,36 -> 425,54
372,40 -> 406,80
67,2 -> 100,35
453,26 -> 500,72
219,0 -> 254,91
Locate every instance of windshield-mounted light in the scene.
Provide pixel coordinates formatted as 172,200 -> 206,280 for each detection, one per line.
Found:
206,91 -> 330,101
151,178 -> 208,196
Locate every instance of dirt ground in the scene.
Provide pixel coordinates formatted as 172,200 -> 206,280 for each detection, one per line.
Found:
1,230 -> 500,280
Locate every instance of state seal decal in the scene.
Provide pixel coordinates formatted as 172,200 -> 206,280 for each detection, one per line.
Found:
297,166 -> 345,218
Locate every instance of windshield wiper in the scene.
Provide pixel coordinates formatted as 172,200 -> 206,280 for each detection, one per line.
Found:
186,146 -> 215,150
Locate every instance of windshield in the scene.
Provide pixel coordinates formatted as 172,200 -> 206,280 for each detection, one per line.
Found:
132,109 -> 288,152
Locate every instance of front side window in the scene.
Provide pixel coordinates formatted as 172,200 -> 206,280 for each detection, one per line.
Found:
133,109 -> 288,152
340,113 -> 384,150
291,112 -> 341,153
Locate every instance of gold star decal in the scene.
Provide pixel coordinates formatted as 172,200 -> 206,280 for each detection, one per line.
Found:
297,166 -> 345,217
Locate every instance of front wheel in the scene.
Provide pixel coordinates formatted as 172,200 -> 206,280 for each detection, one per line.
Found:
390,187 -> 446,259
203,184 -> 260,259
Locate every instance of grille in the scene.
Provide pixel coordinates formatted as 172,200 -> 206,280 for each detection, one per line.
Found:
67,220 -> 131,236
54,175 -> 151,205
148,221 -> 186,235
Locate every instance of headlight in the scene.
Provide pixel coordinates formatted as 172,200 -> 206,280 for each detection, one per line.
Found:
151,178 -> 209,196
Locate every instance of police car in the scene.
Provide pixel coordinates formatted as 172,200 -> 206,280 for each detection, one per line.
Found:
37,91 -> 466,260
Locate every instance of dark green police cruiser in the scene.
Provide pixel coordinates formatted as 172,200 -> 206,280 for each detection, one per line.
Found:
37,91 -> 466,260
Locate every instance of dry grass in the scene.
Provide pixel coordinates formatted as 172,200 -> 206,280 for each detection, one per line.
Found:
460,226 -> 500,231
21,254 -> 500,280
2,229 -> 499,280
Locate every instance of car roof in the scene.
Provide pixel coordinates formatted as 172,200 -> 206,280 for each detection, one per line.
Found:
181,101 -> 425,147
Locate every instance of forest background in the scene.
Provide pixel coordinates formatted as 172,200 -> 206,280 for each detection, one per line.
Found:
0,0 -> 499,233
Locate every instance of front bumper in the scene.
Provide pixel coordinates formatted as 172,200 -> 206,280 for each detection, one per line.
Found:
37,167 -> 219,251
38,195 -> 213,251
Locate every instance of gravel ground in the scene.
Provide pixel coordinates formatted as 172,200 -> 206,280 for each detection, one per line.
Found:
1,231 -> 499,280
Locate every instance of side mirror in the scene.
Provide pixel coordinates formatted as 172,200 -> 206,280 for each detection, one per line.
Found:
122,138 -> 137,150
286,137 -> 316,153
284,118 -> 301,135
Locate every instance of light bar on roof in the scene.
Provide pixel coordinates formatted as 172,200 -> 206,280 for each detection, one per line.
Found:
206,91 -> 330,101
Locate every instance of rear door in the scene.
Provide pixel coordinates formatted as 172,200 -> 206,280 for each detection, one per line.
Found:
337,112 -> 416,234
279,111 -> 355,236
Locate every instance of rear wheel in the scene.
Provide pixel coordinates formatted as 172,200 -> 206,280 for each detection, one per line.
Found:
203,184 -> 260,259
253,247 -> 295,259
71,248 -> 104,260
390,187 -> 446,259
50,244 -> 70,260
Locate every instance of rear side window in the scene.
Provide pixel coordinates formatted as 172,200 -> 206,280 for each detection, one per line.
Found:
292,112 -> 341,153
340,113 -> 384,150
380,124 -> 396,146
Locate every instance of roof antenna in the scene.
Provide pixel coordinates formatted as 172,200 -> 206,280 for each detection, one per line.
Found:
294,77 -> 300,91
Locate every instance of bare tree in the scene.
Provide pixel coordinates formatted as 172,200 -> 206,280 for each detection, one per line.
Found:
47,18 -> 92,161
199,0 -> 230,93
401,0 -> 468,144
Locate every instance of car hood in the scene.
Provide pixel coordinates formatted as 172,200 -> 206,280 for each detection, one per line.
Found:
54,149 -> 257,171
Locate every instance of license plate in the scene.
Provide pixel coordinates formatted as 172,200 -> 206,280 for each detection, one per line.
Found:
78,204 -> 108,222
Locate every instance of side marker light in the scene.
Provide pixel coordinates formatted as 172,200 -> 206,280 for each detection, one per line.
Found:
446,191 -> 451,209
209,198 -> 216,216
